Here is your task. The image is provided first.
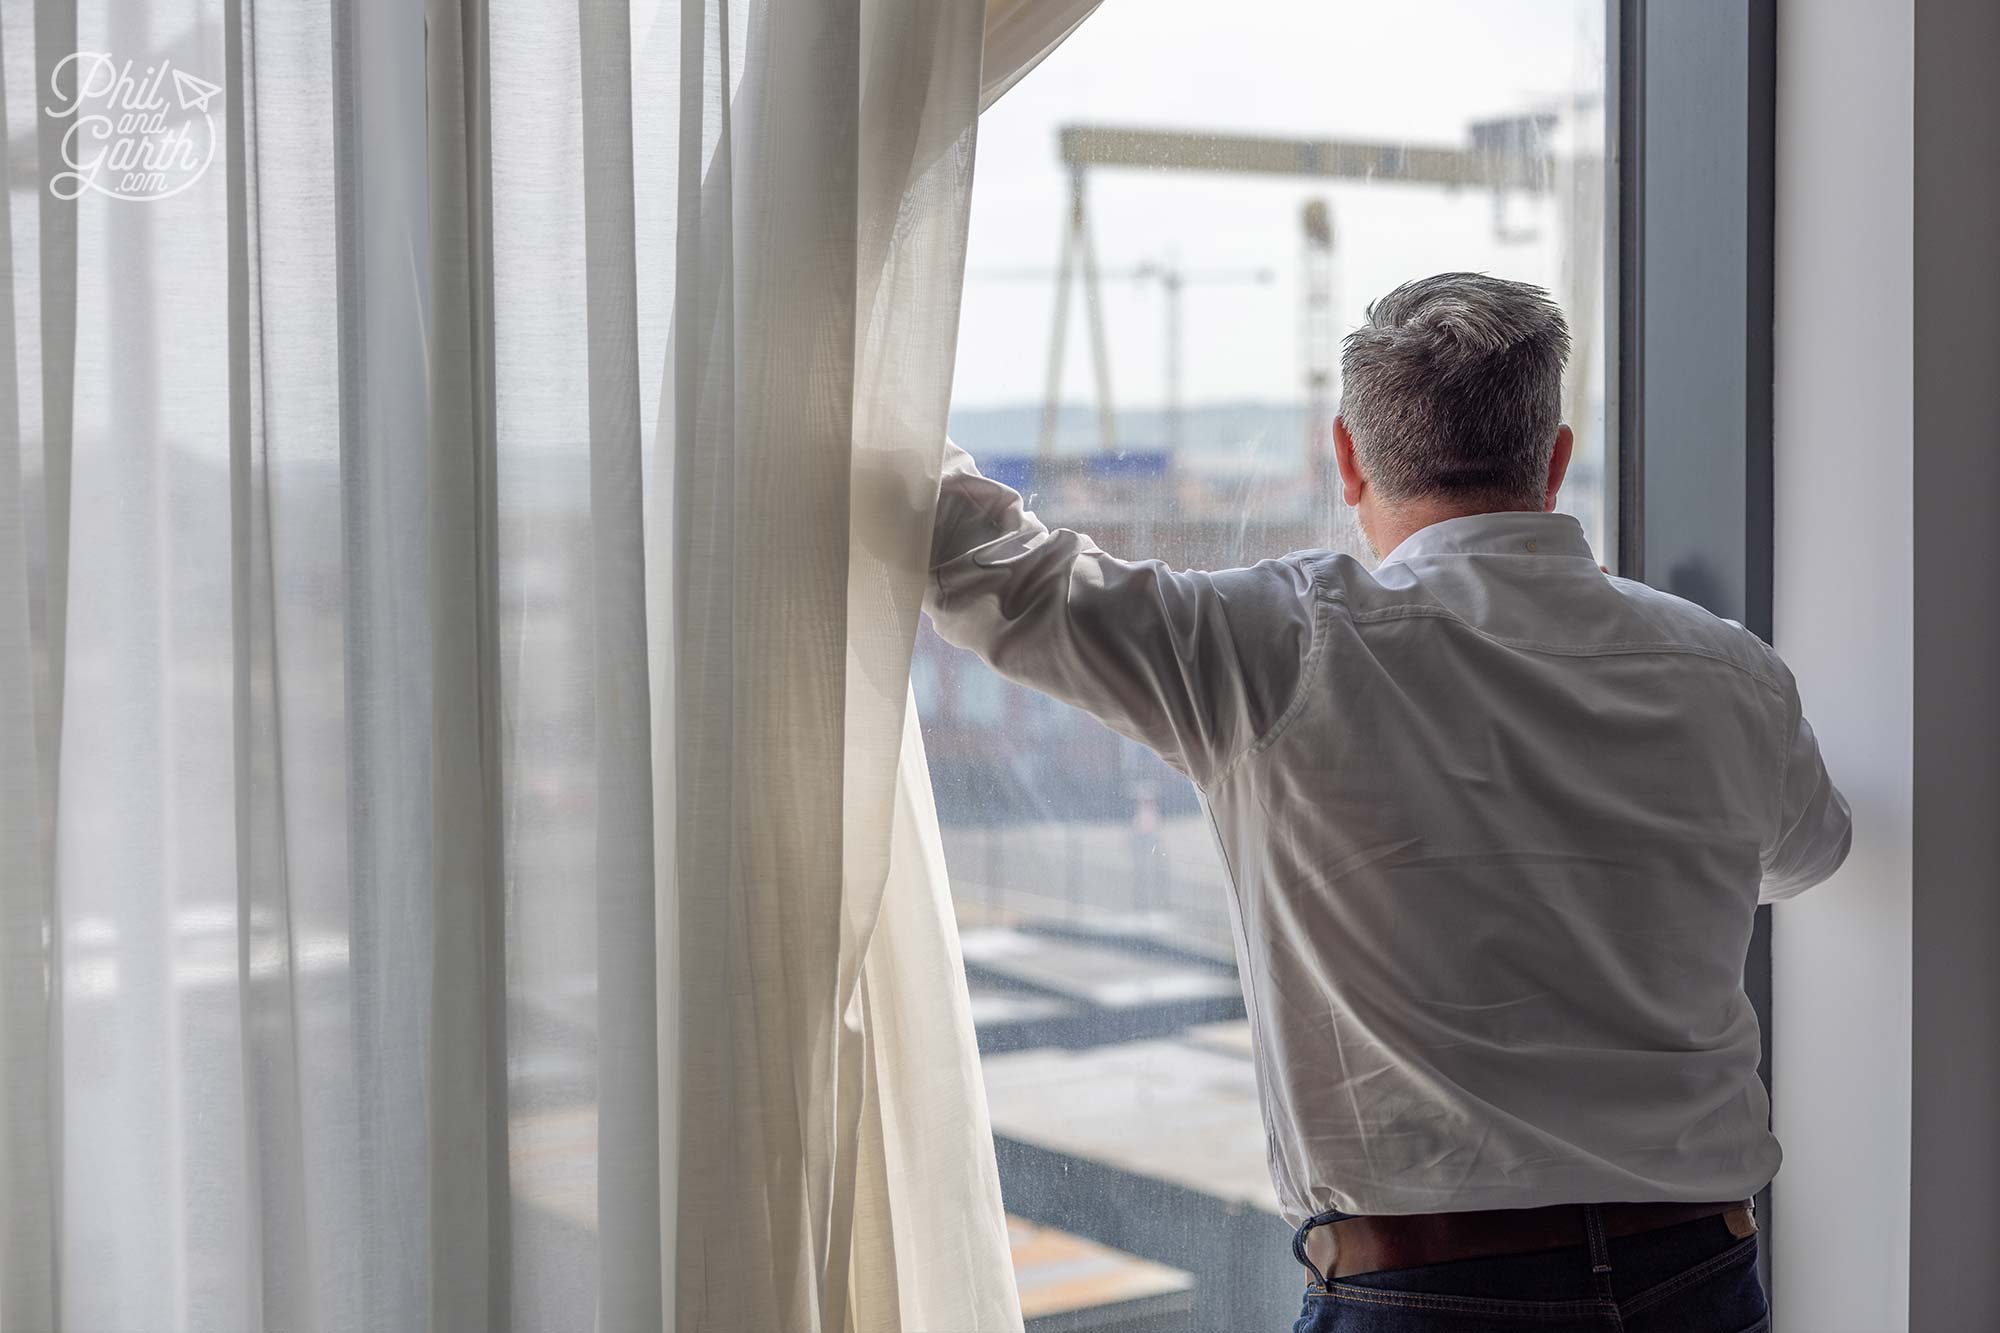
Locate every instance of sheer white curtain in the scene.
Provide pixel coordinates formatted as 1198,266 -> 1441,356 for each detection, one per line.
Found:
0,1 -> 1100,1330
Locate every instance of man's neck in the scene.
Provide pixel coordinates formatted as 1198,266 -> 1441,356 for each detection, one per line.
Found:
1370,500 -> 1542,562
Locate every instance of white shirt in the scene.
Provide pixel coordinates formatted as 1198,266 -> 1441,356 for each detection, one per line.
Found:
924,442 -> 1852,1224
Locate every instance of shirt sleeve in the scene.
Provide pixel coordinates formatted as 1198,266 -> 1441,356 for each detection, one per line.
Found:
1759,668 -> 1853,903
924,440 -> 1319,787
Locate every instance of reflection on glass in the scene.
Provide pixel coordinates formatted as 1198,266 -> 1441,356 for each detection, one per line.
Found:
922,4 -> 1611,1327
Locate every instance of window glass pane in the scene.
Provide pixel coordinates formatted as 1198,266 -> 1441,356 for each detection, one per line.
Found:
924,5 -> 1611,1327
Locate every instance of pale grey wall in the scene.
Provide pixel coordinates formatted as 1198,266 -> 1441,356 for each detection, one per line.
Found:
1772,2 -> 1914,1330
1910,0 -> 2000,1325
1777,0 -> 2000,1327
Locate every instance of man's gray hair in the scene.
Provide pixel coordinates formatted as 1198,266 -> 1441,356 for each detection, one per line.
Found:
1339,273 -> 1571,509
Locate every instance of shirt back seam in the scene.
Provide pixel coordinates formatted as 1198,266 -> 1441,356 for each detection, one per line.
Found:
1346,602 -> 1785,693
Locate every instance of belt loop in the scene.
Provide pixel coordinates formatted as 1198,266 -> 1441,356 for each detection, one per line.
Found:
1292,1208 -> 1343,1289
1583,1203 -> 1612,1276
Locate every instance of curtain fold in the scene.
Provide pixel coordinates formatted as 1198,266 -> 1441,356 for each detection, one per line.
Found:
0,9 -> 57,1328
979,0 -> 1104,111
426,1 -> 515,1328
0,1 -> 1101,1329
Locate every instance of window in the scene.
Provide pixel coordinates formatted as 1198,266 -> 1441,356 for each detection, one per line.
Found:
919,5 -> 1613,1326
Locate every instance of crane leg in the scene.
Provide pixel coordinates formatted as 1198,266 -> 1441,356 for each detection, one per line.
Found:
1074,173 -> 1118,454
1038,191 -> 1077,459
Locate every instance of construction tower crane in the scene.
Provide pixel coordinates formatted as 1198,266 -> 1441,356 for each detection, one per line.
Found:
1129,260 -> 1275,456
976,258 -> 1273,457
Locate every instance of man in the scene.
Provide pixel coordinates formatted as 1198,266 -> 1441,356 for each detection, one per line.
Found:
924,273 -> 1851,1330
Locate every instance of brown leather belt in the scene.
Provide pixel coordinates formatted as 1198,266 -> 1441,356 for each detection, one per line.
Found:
1300,1199 -> 1757,1283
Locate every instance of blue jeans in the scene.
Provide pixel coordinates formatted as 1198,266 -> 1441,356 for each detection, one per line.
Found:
1290,1206 -> 1768,1331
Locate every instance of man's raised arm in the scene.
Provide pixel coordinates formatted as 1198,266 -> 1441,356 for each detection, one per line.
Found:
1759,665 -> 1854,902
924,440 -> 1318,787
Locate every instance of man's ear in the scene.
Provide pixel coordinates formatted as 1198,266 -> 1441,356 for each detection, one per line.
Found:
1543,424 -> 1575,511
1333,416 -> 1365,507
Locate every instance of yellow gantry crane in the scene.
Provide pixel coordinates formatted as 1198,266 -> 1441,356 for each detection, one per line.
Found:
1007,116 -> 1602,470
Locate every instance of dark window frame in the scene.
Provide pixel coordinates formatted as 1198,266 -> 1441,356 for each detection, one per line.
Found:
1612,0 -> 1778,1300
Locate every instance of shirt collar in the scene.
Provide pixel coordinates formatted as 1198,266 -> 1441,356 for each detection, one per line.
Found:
1379,510 -> 1596,567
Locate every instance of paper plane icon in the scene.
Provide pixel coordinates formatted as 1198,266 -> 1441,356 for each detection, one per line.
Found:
172,68 -> 221,113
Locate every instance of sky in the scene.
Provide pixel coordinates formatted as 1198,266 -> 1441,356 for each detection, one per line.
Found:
950,0 -> 1608,415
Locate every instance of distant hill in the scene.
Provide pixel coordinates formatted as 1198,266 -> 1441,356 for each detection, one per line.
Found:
946,400 -> 1315,477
